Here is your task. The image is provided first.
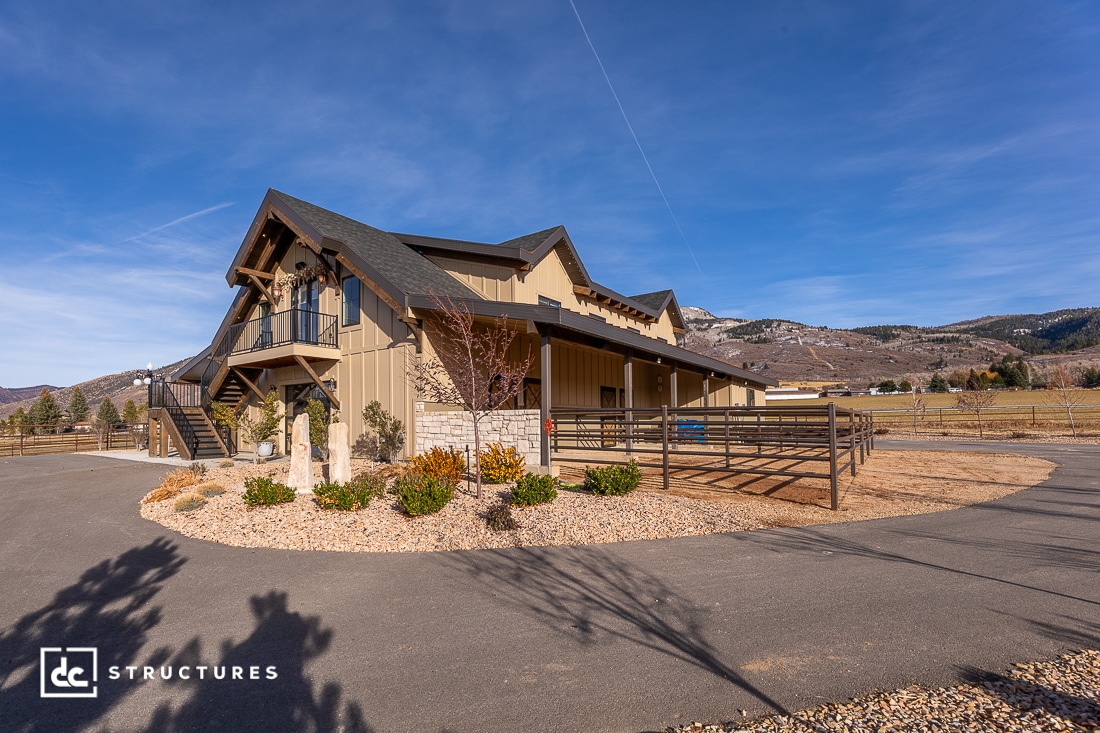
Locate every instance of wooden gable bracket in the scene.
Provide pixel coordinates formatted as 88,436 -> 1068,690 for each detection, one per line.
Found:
398,316 -> 423,339
292,355 -> 340,410
243,273 -> 274,303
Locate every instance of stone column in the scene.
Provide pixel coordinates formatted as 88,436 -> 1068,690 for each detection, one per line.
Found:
329,422 -> 351,485
288,413 -> 313,493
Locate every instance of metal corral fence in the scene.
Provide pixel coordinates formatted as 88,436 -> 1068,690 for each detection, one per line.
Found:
0,424 -> 145,457
865,403 -> 1100,438
549,404 -> 874,510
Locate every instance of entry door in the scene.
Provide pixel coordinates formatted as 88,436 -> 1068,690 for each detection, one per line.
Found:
284,383 -> 329,454
291,282 -> 319,343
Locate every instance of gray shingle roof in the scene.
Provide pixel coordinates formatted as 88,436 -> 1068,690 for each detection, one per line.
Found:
498,226 -> 561,252
270,190 -> 480,300
628,290 -> 673,311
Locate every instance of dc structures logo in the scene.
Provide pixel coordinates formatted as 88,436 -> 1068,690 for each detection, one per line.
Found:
40,647 -> 98,698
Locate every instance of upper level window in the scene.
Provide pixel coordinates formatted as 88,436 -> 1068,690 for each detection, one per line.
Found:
342,276 -> 361,326
538,295 -> 561,308
588,314 -> 606,323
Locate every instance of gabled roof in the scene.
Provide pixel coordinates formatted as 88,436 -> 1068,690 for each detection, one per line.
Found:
630,290 -> 674,311
498,226 -> 562,252
266,191 -> 479,300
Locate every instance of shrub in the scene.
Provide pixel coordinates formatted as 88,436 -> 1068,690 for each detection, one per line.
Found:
242,476 -> 295,507
874,426 -> 890,435
195,482 -> 226,497
584,460 -> 642,496
362,400 -> 406,462
485,502 -> 517,531
218,459 -> 235,468
411,447 -> 466,489
510,472 -> 558,506
187,462 -> 208,478
478,442 -> 525,484
395,472 -> 454,516
313,473 -> 385,511
142,466 -> 204,503
174,492 -> 207,513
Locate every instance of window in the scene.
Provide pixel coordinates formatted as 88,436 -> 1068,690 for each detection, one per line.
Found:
588,314 -> 606,323
627,326 -> 640,334
342,276 -> 361,326
538,295 -> 561,308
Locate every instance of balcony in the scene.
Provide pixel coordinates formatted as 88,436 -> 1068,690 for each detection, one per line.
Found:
225,308 -> 339,367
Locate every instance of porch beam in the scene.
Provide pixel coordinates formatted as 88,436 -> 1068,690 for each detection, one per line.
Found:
232,367 -> 266,401
235,266 -> 274,281
624,350 -> 633,455
292,355 -> 340,411
540,331 -> 552,468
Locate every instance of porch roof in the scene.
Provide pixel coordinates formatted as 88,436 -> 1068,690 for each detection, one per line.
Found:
406,295 -> 777,389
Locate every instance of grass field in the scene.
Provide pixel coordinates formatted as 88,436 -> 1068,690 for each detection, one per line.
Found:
792,389 -> 1098,410
784,390 -> 1100,438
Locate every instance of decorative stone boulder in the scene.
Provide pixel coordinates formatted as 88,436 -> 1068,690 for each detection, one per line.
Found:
328,422 -> 351,485
288,413 -> 313,494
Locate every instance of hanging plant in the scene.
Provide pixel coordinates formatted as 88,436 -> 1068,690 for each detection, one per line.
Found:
276,264 -> 325,289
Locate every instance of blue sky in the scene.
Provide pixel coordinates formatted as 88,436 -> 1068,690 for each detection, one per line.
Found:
2,1 -> 1098,387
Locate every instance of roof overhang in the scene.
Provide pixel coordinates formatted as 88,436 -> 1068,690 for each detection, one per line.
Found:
407,295 -> 778,388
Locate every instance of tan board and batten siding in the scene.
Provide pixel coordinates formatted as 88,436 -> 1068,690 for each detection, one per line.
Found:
236,245 -> 418,455
430,246 -> 679,342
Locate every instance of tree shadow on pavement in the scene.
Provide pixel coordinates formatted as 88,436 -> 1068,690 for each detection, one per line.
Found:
0,538 -> 371,733
0,537 -> 185,733
737,526 -> 1100,608
445,545 -> 787,712
130,589 -> 371,733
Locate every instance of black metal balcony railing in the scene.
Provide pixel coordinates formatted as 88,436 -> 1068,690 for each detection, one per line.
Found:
226,308 -> 338,356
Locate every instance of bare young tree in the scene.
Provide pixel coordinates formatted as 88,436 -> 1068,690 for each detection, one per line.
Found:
1045,363 -> 1082,438
409,293 -> 535,498
955,389 -> 996,439
906,376 -> 926,436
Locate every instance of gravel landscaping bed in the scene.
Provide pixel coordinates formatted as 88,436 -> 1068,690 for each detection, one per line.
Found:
668,649 -> 1100,732
139,451 -> 1054,553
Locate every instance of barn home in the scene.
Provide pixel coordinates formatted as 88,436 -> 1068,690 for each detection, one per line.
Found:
155,189 -> 775,464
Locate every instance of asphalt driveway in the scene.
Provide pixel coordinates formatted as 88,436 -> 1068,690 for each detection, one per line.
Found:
1,441 -> 1097,732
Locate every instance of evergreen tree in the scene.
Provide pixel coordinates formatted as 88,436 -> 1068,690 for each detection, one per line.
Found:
1083,367 -> 1100,388
8,407 -> 28,432
898,379 -> 913,393
28,388 -> 63,434
68,387 -> 90,423
929,374 -> 950,393
96,397 -> 121,426
121,399 -> 144,425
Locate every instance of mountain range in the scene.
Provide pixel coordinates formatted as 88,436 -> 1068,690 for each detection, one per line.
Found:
2,308 -> 1099,416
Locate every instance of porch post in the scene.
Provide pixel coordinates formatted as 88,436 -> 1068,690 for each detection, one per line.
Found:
624,351 -> 634,455
703,374 -> 710,407
670,364 -> 678,408
540,330 -> 552,468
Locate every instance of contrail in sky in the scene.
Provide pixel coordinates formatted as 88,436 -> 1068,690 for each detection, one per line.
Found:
568,0 -> 701,272
124,202 -> 234,242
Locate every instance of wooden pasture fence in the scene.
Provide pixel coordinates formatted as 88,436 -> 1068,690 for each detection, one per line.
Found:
549,404 -> 874,510
865,403 -> 1100,438
0,425 -> 145,457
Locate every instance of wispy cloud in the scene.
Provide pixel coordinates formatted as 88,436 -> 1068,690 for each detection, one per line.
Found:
123,202 -> 234,242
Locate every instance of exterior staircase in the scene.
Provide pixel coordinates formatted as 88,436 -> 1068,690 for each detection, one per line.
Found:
178,408 -> 229,460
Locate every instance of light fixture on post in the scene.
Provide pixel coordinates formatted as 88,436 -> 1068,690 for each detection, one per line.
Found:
133,362 -> 161,407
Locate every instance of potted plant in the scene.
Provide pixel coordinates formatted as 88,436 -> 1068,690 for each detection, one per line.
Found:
213,391 -> 284,462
